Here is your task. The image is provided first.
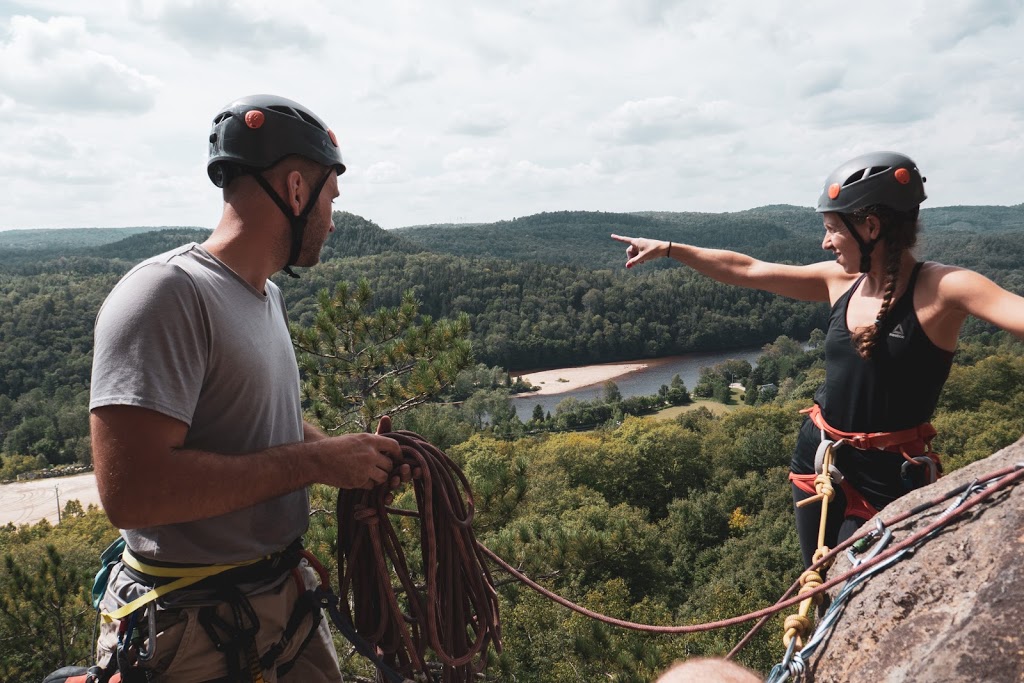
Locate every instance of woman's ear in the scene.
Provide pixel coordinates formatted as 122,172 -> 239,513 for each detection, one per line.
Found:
865,214 -> 882,241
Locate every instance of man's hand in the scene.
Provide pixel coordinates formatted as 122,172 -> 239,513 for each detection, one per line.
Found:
318,431 -> 401,490
376,415 -> 414,489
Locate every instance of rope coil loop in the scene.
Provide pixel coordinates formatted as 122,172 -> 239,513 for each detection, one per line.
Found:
337,430 -> 502,683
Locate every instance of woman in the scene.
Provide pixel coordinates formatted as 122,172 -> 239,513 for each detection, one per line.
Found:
612,151 -> 1024,568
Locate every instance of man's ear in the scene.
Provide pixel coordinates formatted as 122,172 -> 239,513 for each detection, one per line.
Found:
286,170 -> 305,216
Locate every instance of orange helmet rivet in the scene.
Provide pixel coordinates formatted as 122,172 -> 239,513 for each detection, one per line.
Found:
328,129 -> 338,147
894,168 -> 911,184
244,110 -> 265,129
828,183 -> 841,200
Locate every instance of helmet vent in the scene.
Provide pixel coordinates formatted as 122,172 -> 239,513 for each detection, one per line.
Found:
267,105 -> 327,131
843,166 -> 891,187
297,110 -> 325,130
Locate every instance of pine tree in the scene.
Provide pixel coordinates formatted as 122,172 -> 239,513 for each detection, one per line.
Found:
291,278 -> 473,433
0,545 -> 94,682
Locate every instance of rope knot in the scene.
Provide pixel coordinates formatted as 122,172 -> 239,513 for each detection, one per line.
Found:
783,614 -> 811,649
797,569 -> 825,606
813,473 -> 835,502
352,505 -> 379,525
811,546 -> 834,569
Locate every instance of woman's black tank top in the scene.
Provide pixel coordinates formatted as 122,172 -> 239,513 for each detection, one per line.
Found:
814,262 -> 954,433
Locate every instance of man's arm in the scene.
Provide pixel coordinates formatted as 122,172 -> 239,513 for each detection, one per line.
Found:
303,420 -> 328,442
91,405 -> 401,529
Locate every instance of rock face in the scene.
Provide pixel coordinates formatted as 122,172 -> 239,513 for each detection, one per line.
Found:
806,439 -> 1024,683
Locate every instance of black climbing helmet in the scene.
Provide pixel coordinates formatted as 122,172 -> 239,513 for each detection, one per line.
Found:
815,151 -> 926,214
816,151 -> 926,272
207,94 -> 345,188
206,95 -> 345,278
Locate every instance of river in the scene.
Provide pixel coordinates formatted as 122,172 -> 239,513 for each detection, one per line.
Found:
510,345 -> 767,421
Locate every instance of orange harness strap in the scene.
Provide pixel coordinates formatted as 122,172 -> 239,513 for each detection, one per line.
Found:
793,405 -> 943,522
801,404 -> 938,464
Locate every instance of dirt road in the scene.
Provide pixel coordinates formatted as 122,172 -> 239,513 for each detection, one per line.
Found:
0,472 -> 104,527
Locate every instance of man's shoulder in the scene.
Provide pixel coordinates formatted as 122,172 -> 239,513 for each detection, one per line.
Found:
122,243 -> 201,281
103,244 -> 208,312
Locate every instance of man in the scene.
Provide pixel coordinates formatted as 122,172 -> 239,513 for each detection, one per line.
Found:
90,94 -> 405,682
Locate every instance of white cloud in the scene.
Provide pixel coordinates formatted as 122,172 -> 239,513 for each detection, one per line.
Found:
388,58 -> 435,87
448,107 -> 511,137
362,161 -> 406,184
590,97 -> 738,145
1,1 -> 1024,231
442,147 -> 504,172
133,0 -> 323,55
922,0 -> 1023,49
0,15 -> 159,113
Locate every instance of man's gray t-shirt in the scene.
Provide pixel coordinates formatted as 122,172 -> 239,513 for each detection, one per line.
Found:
90,243 -> 308,564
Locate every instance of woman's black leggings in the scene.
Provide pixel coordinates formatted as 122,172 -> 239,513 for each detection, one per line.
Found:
791,483 -> 867,570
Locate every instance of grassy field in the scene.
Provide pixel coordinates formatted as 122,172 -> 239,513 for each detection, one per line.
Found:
651,393 -> 742,421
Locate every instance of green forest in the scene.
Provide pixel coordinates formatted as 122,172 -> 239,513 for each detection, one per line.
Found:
2,206 -> 1024,681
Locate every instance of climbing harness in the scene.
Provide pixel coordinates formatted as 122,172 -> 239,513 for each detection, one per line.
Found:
802,404 -> 941,481
100,544 -> 287,623
90,539 -> 344,683
790,404 -> 943,522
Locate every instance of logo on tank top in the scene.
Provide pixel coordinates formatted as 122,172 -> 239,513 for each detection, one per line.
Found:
889,324 -> 906,340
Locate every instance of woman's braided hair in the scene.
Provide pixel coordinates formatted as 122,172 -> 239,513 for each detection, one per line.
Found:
849,204 -> 921,359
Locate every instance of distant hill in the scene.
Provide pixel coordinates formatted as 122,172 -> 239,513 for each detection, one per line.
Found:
395,209 -> 822,269
319,212 -> 427,261
83,228 -> 213,261
394,205 -> 1024,270
0,213 -> 424,270
919,204 -> 1024,233
4,204 -> 1020,269
0,226 -> 173,251
2,204 -> 1022,301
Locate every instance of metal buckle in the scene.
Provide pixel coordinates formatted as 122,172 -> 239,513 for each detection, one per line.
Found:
901,455 -> 938,486
814,439 -> 844,486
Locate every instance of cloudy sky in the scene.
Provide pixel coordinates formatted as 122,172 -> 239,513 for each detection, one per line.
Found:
1,0 -> 1022,231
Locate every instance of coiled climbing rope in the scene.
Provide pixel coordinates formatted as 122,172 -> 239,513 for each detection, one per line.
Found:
336,430 -> 501,683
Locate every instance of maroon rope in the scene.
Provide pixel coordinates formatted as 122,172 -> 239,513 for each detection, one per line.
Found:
337,430 -> 502,683
481,464 -> 1022,635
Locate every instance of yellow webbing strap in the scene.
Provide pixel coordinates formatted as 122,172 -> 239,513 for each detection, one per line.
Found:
101,548 -> 267,623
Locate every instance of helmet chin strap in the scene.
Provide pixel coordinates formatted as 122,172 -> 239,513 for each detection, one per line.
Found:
839,214 -> 878,273
252,169 -> 334,278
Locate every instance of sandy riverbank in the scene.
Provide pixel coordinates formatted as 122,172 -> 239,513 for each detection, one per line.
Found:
512,361 -> 649,397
